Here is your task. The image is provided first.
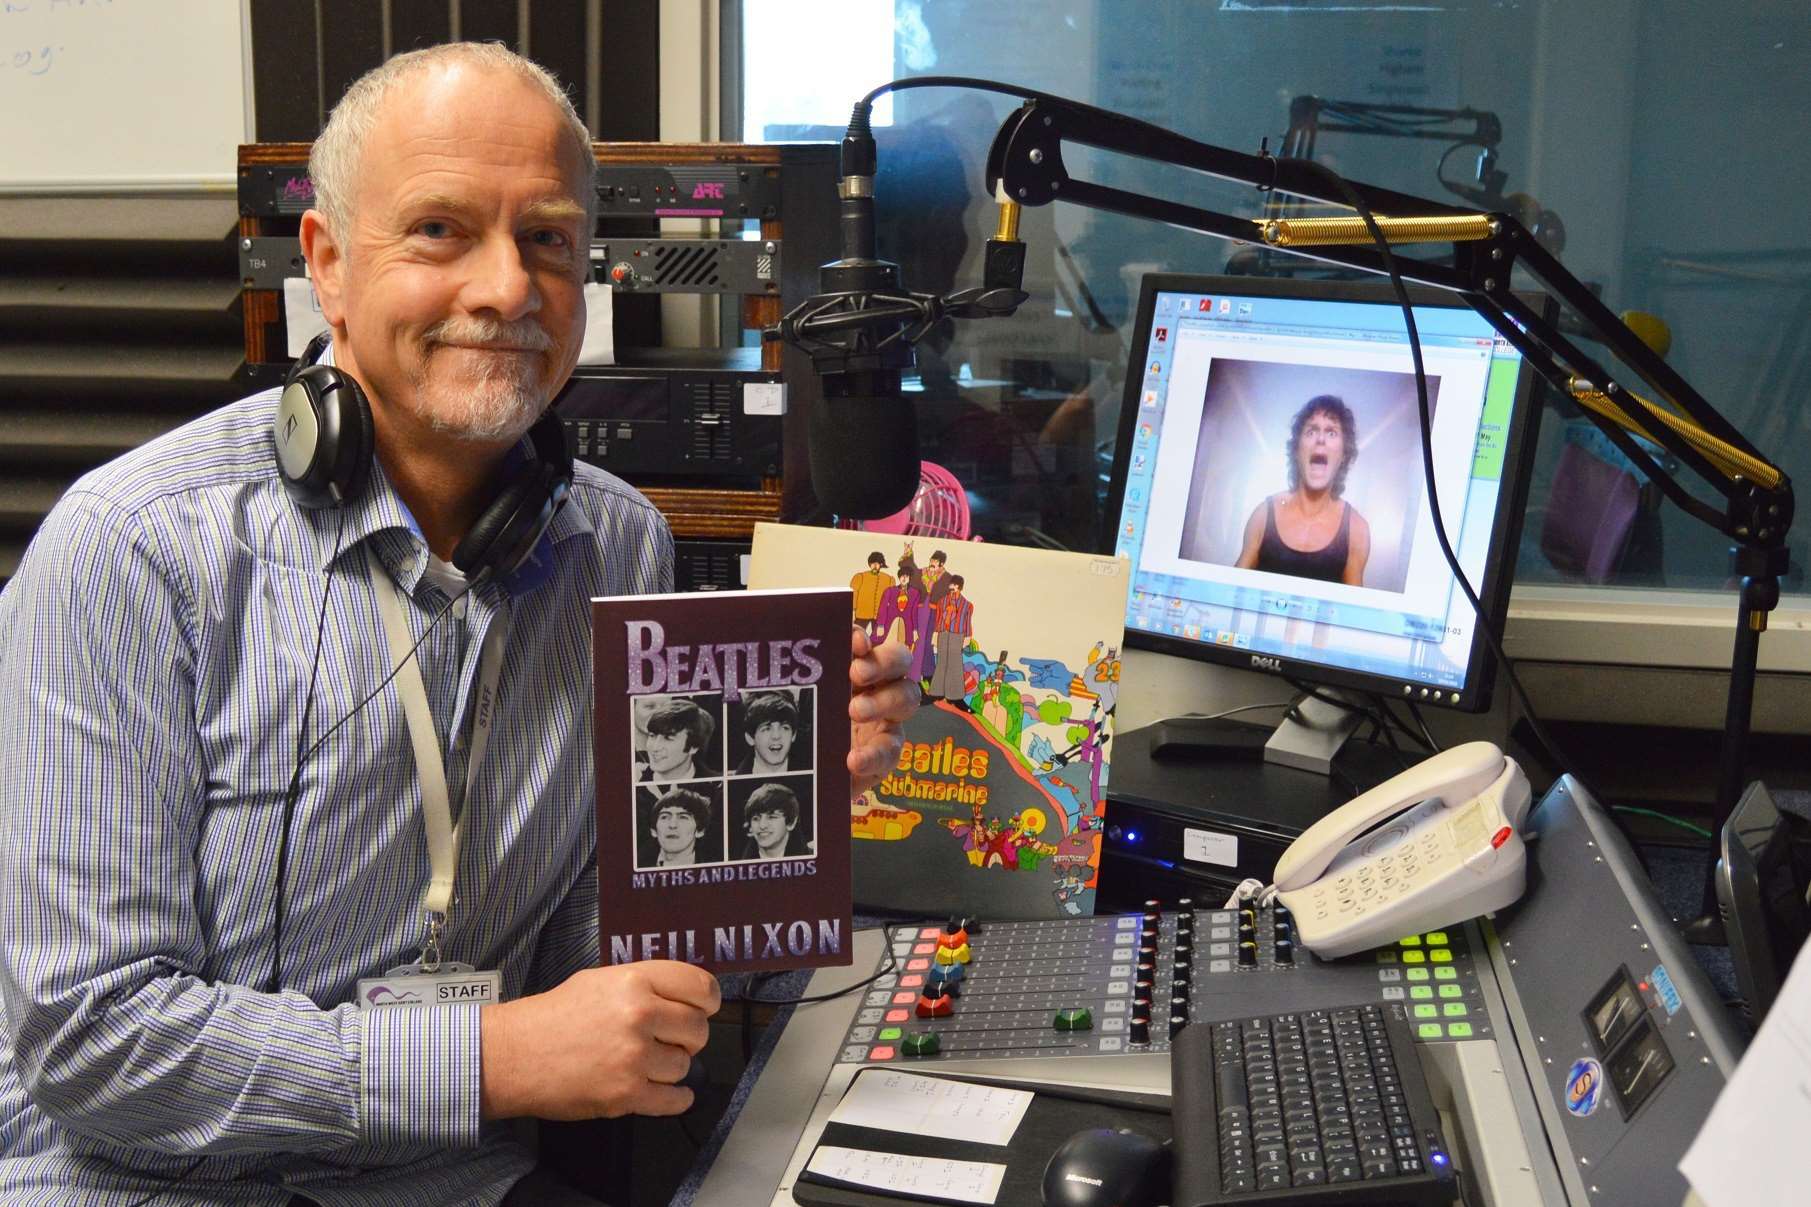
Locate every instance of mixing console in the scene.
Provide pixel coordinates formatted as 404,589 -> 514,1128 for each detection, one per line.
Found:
836,898 -> 1490,1072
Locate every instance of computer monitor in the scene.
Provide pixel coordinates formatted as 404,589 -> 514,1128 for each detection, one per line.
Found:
1104,274 -> 1546,767
1717,782 -> 1810,1025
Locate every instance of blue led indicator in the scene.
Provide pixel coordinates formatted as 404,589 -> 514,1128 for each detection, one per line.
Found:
1431,1153 -> 1448,1166
1127,830 -> 1140,843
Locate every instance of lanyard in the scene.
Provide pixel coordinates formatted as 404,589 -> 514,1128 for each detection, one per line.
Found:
368,550 -> 510,970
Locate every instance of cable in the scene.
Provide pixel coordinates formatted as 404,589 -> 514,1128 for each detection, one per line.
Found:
270,506 -> 349,993
734,921 -> 929,1007
1403,698 -> 1441,753
1612,807 -> 1713,841
1290,158 -> 1575,783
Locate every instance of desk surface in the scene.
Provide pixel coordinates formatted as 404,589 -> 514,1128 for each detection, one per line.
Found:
692,930 -> 886,1207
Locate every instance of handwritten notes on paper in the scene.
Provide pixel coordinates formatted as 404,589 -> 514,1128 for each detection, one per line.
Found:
806,1147 -> 1007,1206
827,1070 -> 1034,1148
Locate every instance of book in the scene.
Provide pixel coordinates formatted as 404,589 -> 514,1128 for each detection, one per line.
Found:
749,524 -> 1129,919
591,587 -> 854,974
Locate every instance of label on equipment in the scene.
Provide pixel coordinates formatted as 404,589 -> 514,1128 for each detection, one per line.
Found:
744,381 -> 786,416
1184,828 -> 1239,868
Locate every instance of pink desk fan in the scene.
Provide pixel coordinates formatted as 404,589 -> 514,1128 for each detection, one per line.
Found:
836,461 -> 974,540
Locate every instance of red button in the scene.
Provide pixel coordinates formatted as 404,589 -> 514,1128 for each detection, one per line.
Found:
918,927 -> 941,939
892,991 -> 916,1005
884,1009 -> 909,1023
916,994 -> 954,1017
1490,826 -> 1513,849
869,1046 -> 896,1060
907,959 -> 930,972
913,943 -> 935,956
900,974 -> 924,987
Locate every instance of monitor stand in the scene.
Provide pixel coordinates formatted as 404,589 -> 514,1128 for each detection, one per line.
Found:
1147,690 -> 1366,778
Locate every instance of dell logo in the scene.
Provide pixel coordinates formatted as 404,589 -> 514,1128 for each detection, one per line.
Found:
1251,654 -> 1283,672
691,182 -> 725,200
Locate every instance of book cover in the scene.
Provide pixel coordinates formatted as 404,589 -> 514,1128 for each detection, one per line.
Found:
592,588 -> 853,973
749,525 -> 1129,919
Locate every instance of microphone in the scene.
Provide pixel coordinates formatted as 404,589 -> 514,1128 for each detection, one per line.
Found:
796,106 -> 922,519
766,102 -> 1028,519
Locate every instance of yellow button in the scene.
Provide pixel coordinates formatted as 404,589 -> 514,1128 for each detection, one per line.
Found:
1448,1022 -> 1474,1038
1402,950 -> 1426,964
1438,985 -> 1463,999
1427,931 -> 1449,946
1443,1003 -> 1468,1017
1434,968 -> 1457,981
951,942 -> 972,964
1399,935 -> 1422,947
1430,949 -> 1453,963
1414,1004 -> 1438,1018
1418,1023 -> 1444,1039
1407,968 -> 1430,982
934,947 -> 957,965
1410,986 -> 1433,1000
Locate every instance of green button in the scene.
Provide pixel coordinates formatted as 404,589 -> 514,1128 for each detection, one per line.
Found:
1418,1023 -> 1444,1039
1430,949 -> 1453,963
1448,1022 -> 1474,1038
1399,935 -> 1422,947
902,1031 -> 941,1056
1406,968 -> 1430,982
1438,985 -> 1463,999
1434,967 -> 1457,981
1402,950 -> 1426,964
1413,1004 -> 1438,1019
1410,986 -> 1434,1000
879,1027 -> 903,1040
1427,931 -> 1449,946
1376,950 -> 1397,963
1054,1007 -> 1093,1031
1443,1003 -> 1468,1018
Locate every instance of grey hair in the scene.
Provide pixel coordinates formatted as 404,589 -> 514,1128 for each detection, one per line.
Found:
308,42 -> 594,238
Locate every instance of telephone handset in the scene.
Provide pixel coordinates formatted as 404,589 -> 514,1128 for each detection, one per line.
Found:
1273,742 -> 1533,960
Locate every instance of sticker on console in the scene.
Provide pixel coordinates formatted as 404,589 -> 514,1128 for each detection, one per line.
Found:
1565,1058 -> 1604,1117
1649,964 -> 1683,1017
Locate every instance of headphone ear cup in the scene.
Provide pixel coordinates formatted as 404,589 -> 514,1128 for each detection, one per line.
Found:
451,414 -> 574,581
276,365 -> 373,510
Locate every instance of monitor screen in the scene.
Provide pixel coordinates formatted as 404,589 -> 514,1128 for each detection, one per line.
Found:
1104,274 -> 1546,712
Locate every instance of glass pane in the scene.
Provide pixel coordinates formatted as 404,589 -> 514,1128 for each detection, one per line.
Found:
739,0 -> 1810,595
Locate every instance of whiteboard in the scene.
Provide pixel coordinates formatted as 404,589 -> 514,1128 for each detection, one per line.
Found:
0,0 -> 251,194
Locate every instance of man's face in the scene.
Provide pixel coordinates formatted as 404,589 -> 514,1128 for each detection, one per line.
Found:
748,808 -> 795,853
305,62 -> 591,445
654,804 -> 701,856
948,583 -> 963,598
645,727 -> 696,778
1297,409 -> 1346,493
752,719 -> 795,767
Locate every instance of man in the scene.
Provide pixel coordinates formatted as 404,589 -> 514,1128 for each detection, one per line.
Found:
0,43 -> 916,1205
928,574 -> 975,706
738,783 -> 812,861
640,697 -> 715,782
849,550 -> 890,640
735,691 -> 800,775
646,789 -> 716,867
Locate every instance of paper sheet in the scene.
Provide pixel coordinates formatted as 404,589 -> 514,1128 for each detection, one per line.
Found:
806,1146 -> 1006,1206
828,1070 -> 1033,1148
577,281 -> 615,365
283,277 -> 331,357
1679,946 -> 1811,1204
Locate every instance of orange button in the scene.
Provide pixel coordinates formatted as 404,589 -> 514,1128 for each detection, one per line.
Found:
893,991 -> 916,1004
884,1009 -> 910,1023
869,1046 -> 896,1060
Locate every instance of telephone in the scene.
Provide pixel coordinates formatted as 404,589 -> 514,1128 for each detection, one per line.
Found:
1273,742 -> 1533,960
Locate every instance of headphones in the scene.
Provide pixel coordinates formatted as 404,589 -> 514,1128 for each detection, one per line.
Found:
275,331 -> 574,583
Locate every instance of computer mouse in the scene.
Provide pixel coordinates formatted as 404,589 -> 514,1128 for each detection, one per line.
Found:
1040,1126 -> 1170,1207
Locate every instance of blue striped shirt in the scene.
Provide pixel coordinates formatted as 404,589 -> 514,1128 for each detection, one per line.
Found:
0,386 -> 672,1205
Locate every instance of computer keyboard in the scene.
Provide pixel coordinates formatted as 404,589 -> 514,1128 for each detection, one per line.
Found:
1171,1003 -> 1458,1205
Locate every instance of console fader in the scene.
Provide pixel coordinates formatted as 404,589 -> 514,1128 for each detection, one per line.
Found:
835,897 -> 1491,1078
